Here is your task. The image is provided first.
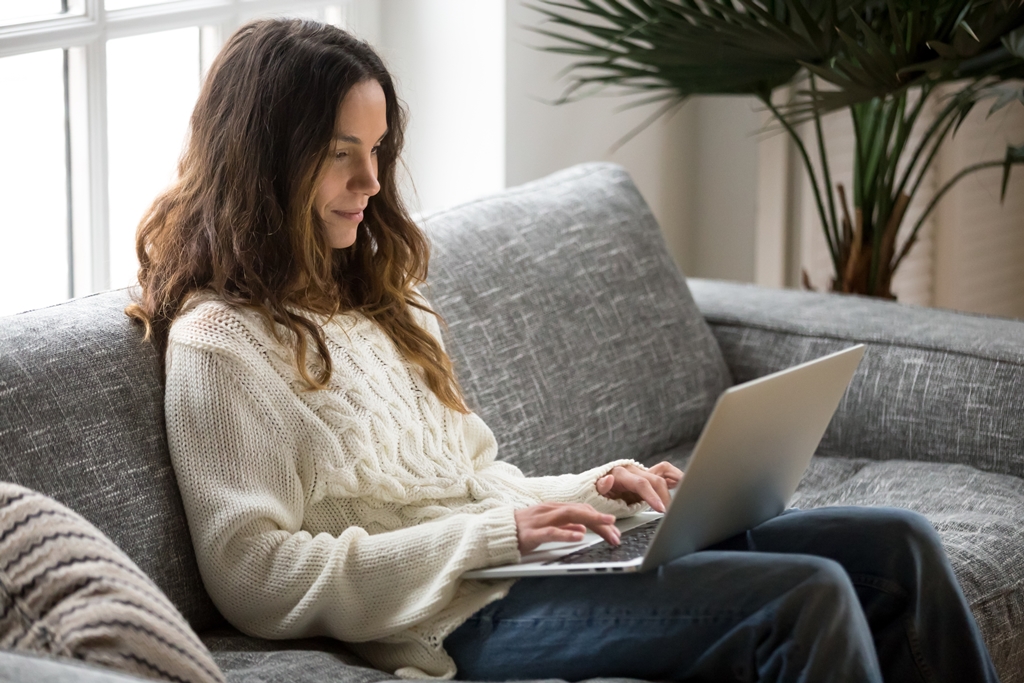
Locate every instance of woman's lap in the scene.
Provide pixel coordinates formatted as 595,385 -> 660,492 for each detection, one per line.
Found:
446,506 -> 998,683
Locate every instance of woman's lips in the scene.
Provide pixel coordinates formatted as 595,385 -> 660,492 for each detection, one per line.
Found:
333,209 -> 364,222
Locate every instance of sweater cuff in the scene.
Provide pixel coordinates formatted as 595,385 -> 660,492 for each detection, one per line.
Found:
479,506 -> 521,568
573,459 -> 650,517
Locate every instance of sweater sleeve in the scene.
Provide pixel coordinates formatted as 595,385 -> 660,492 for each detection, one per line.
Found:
165,342 -> 520,644
457,412 -> 648,518
410,295 -> 647,519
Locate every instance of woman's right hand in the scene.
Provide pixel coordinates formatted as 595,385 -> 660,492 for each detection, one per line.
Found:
513,503 -> 621,553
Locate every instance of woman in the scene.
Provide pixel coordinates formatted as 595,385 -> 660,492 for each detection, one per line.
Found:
129,18 -> 999,683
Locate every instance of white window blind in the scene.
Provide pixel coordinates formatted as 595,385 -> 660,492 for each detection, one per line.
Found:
932,101 -> 1024,319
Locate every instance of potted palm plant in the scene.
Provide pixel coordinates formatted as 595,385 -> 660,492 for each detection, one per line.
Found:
531,0 -> 1024,298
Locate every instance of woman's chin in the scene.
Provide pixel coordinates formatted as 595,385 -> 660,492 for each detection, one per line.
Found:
326,226 -> 359,249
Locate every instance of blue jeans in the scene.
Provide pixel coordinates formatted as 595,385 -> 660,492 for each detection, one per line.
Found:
446,506 -> 999,682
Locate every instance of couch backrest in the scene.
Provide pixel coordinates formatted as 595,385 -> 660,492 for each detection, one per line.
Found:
691,279 -> 1024,479
423,162 -> 730,476
0,290 -> 223,632
0,162 -> 730,630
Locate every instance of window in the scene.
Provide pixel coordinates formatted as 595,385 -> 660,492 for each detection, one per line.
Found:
0,0 -> 352,316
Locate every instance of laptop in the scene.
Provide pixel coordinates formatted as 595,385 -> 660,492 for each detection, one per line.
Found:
463,344 -> 866,579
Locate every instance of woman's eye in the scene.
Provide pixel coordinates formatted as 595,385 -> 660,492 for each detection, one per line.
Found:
334,150 -> 347,159
371,145 -> 380,156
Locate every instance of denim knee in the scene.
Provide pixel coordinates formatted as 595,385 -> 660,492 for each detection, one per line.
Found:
764,553 -> 864,631
887,507 -> 939,541
856,507 -> 944,557
795,555 -> 860,606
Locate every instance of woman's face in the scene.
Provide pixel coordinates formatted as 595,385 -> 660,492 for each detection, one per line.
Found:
315,79 -> 388,249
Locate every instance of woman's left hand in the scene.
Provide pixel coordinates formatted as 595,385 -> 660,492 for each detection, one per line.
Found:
596,462 -> 683,513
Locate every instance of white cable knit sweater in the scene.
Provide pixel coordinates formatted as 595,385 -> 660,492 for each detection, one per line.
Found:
164,293 -> 643,679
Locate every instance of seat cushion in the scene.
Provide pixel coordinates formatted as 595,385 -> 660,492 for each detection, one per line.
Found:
202,629 -> 393,683
792,456 -> 1024,683
424,162 -> 730,477
202,627 -> 651,683
0,650 -> 150,683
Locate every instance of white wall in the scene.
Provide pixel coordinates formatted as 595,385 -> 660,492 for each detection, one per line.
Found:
343,0 -> 765,283
364,0 -> 1019,317
933,99 -> 1024,318
350,0 -> 505,216
506,0 -> 762,281
686,97 -> 761,281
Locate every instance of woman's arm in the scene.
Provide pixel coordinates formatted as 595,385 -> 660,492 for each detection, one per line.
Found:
411,296 -> 675,516
165,343 -> 520,644
455,413 -> 645,517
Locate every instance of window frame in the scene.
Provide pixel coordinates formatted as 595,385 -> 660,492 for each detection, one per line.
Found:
0,0 -> 345,299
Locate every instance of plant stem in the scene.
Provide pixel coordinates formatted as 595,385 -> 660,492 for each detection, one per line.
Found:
873,95 -> 904,249
893,84 -> 977,203
880,93 -> 911,210
811,75 -> 840,258
907,113 -> 958,202
762,94 -> 840,273
885,87 -> 929,195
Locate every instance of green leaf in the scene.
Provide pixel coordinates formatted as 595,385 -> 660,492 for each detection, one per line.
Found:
834,25 -> 900,89
529,0 -> 1024,125
986,84 -> 1024,115
887,0 -> 908,64
958,21 -> 980,44
1004,27 -> 1024,59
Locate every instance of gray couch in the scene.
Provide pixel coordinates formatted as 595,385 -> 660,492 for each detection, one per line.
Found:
1,162 -> 1022,682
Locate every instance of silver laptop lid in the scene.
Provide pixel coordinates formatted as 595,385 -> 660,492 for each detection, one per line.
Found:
639,344 -> 865,571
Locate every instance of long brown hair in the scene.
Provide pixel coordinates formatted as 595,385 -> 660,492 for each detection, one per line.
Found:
127,18 -> 469,413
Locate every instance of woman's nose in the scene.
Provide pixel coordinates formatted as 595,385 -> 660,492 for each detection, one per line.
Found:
351,155 -> 381,196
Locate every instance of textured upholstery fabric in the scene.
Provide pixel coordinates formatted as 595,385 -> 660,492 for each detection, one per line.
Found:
424,163 -> 730,478
202,628 -> 650,683
2,163 -> 1023,683
0,483 -> 224,683
690,278 -> 1024,683
792,456 -> 1024,681
202,630 -> 395,683
690,279 -> 1024,478
0,291 -> 221,633
0,649 -> 148,682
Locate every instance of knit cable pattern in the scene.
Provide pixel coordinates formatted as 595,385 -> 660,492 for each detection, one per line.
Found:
165,295 -> 642,679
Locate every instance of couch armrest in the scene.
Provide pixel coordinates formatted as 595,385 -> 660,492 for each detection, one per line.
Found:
689,279 -> 1024,479
0,650 -> 147,683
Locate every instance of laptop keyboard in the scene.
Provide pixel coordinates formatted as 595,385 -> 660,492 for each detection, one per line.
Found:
549,519 -> 661,565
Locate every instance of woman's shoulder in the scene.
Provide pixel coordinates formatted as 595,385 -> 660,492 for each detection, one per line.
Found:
168,291 -> 278,360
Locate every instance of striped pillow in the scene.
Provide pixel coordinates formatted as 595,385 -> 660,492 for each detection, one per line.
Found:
0,483 -> 224,683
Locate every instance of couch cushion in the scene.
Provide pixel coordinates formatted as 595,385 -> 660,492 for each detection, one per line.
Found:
0,649 -> 151,683
793,456 -> 1024,683
0,290 -> 222,632
202,629 -> 394,683
690,279 -> 1024,480
203,628 -> 650,683
424,163 -> 730,477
